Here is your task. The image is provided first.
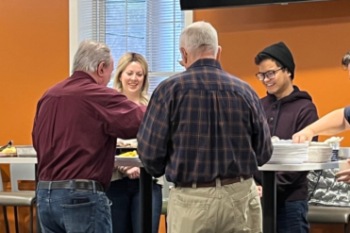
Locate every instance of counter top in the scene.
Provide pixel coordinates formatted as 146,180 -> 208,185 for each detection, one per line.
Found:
259,161 -> 339,171
0,157 -> 37,164
0,156 -> 143,167
0,157 -> 339,171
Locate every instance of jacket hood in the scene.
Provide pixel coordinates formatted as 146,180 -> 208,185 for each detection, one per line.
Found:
266,86 -> 312,105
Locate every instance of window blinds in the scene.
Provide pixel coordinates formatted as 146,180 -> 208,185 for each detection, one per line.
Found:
76,0 -> 186,93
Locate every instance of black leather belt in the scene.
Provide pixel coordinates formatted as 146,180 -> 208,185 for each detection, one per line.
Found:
38,180 -> 104,192
175,175 -> 252,188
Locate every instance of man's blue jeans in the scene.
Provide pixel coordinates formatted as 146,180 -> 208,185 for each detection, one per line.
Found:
37,187 -> 112,233
277,200 -> 309,233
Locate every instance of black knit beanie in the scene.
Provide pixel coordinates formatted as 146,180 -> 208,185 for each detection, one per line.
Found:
260,42 -> 295,79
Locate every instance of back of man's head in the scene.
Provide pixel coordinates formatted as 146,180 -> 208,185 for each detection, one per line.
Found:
180,21 -> 218,58
72,40 -> 111,73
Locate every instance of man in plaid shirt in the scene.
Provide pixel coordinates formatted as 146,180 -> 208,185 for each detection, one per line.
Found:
137,21 -> 272,233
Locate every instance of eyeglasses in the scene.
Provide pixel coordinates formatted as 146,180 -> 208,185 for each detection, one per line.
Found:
255,68 -> 284,81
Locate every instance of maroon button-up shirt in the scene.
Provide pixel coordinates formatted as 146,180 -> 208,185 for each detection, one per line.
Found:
32,71 -> 145,189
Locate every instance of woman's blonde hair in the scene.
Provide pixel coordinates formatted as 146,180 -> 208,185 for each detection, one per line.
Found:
113,53 -> 149,106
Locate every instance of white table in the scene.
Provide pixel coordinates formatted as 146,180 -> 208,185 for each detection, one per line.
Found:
259,162 -> 339,171
0,157 -> 39,232
0,157 -> 37,164
258,161 -> 339,233
0,155 -> 140,165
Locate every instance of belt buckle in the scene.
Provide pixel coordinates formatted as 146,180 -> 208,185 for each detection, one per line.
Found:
75,179 -> 91,189
74,179 -> 91,183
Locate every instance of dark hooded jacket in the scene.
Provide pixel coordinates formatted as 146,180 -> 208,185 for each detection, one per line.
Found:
260,86 -> 318,203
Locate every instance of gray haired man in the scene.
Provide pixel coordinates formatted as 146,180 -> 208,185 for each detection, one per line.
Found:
137,21 -> 272,233
33,40 -> 145,233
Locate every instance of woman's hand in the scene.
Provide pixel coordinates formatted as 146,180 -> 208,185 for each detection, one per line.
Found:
117,166 -> 131,173
335,170 -> 350,183
118,166 -> 140,179
125,167 -> 140,179
335,160 -> 350,183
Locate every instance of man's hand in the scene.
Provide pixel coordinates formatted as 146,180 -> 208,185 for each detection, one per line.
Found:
292,128 -> 315,143
257,186 -> 263,198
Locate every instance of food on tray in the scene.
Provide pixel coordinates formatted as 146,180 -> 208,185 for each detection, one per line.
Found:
1,146 -> 16,154
119,150 -> 137,157
0,146 -> 17,157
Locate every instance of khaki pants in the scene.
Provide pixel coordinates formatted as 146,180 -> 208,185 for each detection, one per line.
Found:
167,178 -> 262,233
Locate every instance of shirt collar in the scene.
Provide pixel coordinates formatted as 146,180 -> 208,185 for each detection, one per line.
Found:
187,58 -> 222,70
70,71 -> 98,84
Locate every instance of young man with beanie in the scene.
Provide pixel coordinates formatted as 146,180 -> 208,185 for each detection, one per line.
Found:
254,41 -> 318,233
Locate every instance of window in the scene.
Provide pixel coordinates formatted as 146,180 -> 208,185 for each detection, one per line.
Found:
70,0 -> 193,94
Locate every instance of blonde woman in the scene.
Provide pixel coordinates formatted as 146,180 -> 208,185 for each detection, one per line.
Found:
106,52 -> 163,233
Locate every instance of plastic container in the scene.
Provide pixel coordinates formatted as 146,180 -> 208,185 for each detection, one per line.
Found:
329,142 -> 340,161
338,147 -> 350,159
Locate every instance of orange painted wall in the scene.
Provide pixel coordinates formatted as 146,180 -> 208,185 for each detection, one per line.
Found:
194,0 -> 350,146
0,0 -> 349,232
0,0 -> 69,146
0,1 -> 68,231
0,1 -> 348,152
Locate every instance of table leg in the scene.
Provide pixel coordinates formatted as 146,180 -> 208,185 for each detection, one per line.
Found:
140,167 -> 153,233
35,164 -> 42,233
262,171 -> 276,233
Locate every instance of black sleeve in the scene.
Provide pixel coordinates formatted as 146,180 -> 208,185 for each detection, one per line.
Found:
344,106 -> 350,124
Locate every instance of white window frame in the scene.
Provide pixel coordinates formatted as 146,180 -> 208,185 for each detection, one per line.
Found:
68,0 -> 193,75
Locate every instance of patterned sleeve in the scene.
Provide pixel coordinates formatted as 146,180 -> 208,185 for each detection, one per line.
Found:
137,88 -> 170,177
250,91 -> 273,166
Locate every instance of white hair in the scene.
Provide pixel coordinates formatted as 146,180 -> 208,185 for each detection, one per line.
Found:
179,21 -> 218,57
72,40 -> 111,73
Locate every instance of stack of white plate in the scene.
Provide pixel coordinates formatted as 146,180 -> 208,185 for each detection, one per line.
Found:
307,142 -> 332,163
267,140 -> 309,164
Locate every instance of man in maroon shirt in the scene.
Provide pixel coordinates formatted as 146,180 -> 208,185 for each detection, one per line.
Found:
32,40 -> 145,233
